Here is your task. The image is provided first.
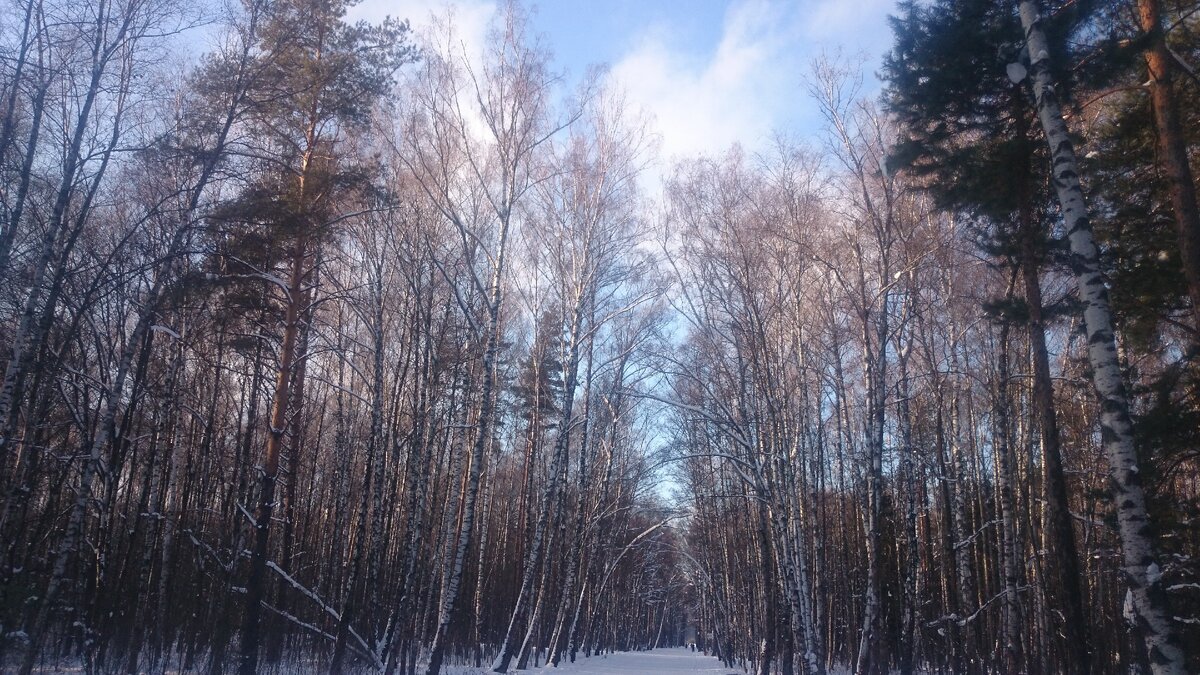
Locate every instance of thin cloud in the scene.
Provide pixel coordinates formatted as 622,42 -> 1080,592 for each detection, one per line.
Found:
347,0 -> 899,167
609,0 -> 799,162
348,0 -> 496,66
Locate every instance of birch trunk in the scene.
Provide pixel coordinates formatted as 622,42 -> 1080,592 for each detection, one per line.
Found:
1017,3 -> 1186,671
853,300 -> 887,675
994,313 -> 1023,672
895,335 -> 920,675
492,299 -> 586,673
548,309 -> 595,666
425,213 -> 510,675
381,308 -> 438,674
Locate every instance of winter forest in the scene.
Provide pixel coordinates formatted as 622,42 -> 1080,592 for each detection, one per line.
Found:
0,0 -> 1199,672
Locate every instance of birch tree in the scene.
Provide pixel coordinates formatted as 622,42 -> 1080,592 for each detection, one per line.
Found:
1015,2 -> 1186,672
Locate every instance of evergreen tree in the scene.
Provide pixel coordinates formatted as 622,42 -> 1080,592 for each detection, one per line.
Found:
198,1 -> 411,672
884,2 -> 1101,671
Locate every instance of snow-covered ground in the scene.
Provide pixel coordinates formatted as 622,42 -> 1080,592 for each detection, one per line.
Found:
529,648 -> 734,674
447,648 -> 739,674
12,648 -> 742,674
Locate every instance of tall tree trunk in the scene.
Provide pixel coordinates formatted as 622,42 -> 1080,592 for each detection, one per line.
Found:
548,310 -> 595,667
238,237 -> 308,675
330,273 -> 381,675
382,302 -> 439,675
493,299 -> 586,673
425,212 -> 510,675
1017,4 -> 1186,671
854,302 -> 887,675
1020,208 -> 1092,673
896,334 -> 920,675
1137,0 -> 1200,331
993,302 -> 1024,673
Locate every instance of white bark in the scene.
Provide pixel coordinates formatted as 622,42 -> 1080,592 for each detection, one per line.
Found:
1017,3 -> 1185,672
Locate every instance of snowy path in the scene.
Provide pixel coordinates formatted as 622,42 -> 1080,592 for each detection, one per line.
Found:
522,648 -> 736,674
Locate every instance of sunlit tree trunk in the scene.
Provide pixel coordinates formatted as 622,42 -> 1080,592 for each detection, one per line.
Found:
1018,3 -> 1186,671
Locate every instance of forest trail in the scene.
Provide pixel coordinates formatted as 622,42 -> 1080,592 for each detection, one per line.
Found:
521,648 -> 733,674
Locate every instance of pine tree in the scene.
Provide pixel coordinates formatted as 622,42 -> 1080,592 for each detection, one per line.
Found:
198,2 -> 410,672
883,3 -> 1092,669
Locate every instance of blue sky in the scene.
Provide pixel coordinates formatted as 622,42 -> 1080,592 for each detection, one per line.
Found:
349,0 -> 902,161
340,0 -> 903,500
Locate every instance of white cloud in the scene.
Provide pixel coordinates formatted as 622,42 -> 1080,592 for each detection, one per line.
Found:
607,0 -> 899,166
348,0 -> 495,66
609,0 -> 800,163
349,0 -> 498,145
803,0 -> 897,44
345,0 -> 899,171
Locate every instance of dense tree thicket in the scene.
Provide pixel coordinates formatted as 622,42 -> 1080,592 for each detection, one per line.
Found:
0,1 -> 681,673
671,1 -> 1200,674
0,0 -> 1198,674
